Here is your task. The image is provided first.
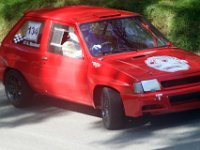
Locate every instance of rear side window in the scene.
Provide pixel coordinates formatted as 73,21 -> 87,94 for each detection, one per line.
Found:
13,21 -> 44,48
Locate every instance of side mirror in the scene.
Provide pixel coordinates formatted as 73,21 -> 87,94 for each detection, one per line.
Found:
167,42 -> 173,47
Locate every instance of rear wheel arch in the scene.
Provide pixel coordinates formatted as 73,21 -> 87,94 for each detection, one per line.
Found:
3,68 -> 33,107
3,67 -> 27,84
3,68 -> 33,93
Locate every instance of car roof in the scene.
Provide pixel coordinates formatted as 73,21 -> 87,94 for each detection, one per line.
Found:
24,5 -> 140,24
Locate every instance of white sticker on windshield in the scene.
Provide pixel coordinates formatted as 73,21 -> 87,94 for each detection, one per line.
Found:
145,56 -> 190,72
25,21 -> 42,42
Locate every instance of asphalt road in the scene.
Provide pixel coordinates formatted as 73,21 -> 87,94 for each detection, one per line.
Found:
1,83 -> 200,150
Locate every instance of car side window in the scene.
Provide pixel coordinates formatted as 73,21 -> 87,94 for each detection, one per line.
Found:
49,24 -> 82,58
13,21 -> 44,48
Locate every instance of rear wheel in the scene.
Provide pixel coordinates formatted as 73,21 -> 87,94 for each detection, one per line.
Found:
4,70 -> 33,107
101,87 -> 125,130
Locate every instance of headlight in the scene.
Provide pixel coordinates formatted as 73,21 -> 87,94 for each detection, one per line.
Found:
134,79 -> 161,94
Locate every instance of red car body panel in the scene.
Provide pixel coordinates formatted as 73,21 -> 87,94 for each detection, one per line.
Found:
0,5 -> 200,118
24,5 -> 138,24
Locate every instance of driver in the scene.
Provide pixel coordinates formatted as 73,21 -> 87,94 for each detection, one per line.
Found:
85,23 -> 106,56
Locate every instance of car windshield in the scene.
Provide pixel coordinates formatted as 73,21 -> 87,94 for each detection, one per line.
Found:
80,16 -> 169,57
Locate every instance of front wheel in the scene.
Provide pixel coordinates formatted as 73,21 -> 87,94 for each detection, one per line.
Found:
4,70 -> 33,107
101,87 -> 125,130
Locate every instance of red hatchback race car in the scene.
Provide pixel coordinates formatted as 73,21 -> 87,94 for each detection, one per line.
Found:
0,5 -> 200,129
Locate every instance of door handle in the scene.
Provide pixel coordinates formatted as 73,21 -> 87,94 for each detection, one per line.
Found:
41,56 -> 48,61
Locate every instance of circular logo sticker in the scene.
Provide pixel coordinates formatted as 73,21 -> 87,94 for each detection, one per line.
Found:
145,56 -> 190,72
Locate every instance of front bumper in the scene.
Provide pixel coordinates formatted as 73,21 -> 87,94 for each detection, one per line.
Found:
122,84 -> 200,117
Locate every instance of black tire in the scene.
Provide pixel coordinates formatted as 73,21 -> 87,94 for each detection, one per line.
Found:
4,70 -> 33,108
101,87 -> 125,130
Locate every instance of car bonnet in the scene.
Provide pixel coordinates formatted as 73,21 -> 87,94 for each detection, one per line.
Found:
104,48 -> 200,80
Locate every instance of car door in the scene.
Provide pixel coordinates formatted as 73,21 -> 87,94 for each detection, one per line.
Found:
40,22 -> 90,105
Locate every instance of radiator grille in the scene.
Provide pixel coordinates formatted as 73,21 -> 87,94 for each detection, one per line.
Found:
169,91 -> 200,105
161,75 -> 200,88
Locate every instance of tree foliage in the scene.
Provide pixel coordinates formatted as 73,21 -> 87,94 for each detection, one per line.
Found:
0,0 -> 199,52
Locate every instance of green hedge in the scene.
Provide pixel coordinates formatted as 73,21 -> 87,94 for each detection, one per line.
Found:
0,0 -> 199,52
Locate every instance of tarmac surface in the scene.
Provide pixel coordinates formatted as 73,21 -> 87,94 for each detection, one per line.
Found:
1,83 -> 200,150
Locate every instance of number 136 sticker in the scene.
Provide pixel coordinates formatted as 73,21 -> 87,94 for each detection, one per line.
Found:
25,21 -> 42,42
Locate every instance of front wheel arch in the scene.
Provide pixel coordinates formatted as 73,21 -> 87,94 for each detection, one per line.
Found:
93,85 -> 123,108
100,87 -> 125,129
